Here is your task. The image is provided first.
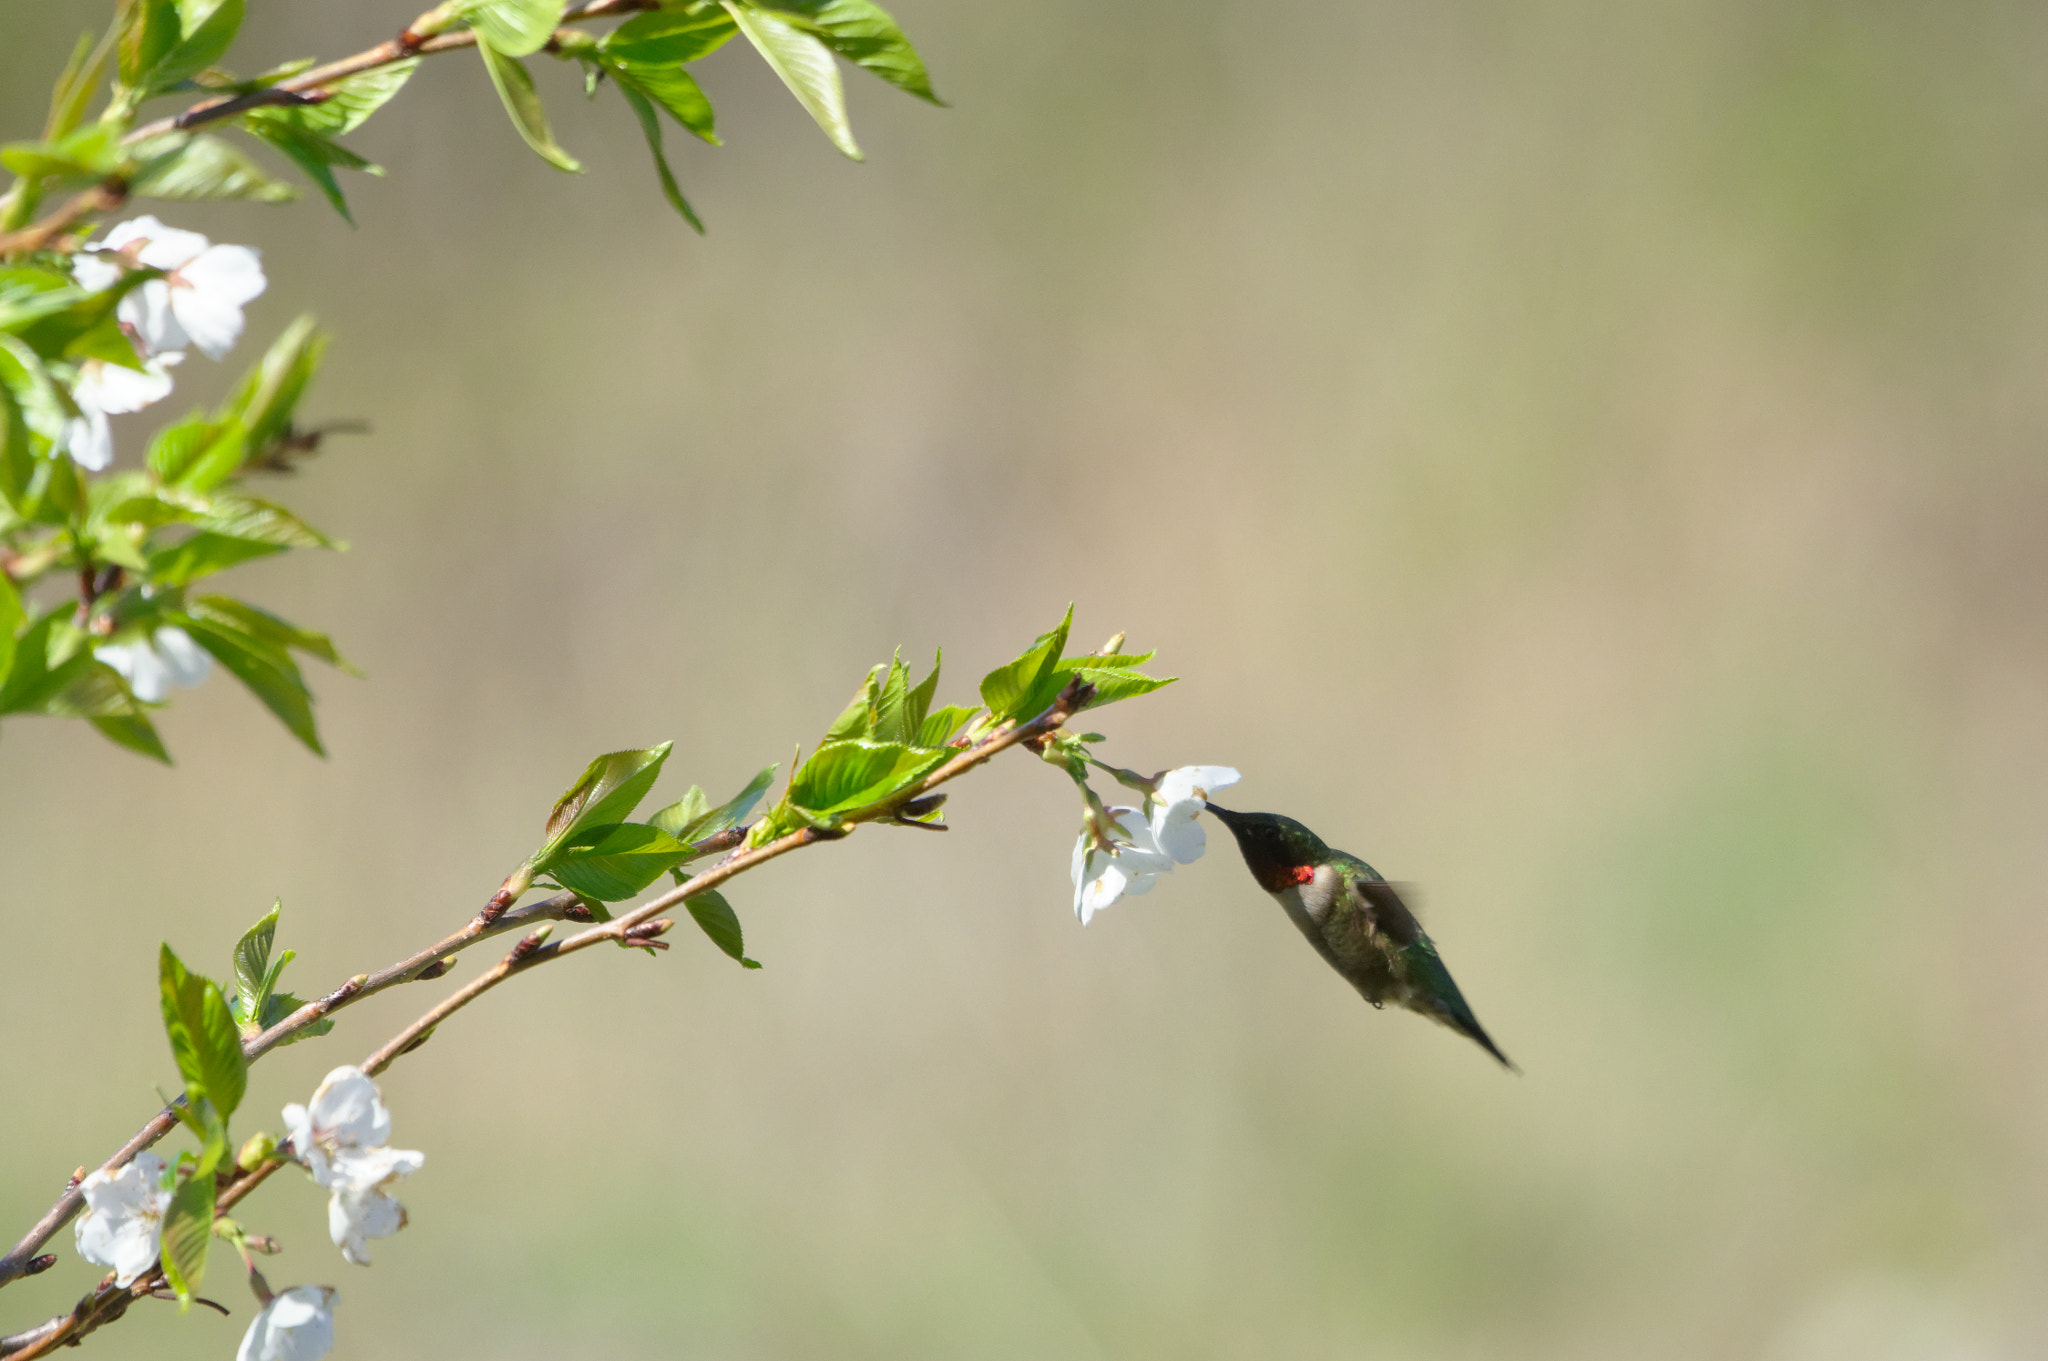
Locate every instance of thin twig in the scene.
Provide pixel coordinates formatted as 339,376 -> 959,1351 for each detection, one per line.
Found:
0,679 -> 1097,1334
0,0 -> 658,260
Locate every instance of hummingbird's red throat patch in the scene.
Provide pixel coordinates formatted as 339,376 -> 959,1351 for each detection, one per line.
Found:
1288,864 -> 1316,886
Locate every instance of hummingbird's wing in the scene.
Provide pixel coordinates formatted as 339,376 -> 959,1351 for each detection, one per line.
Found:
1351,877 -> 1423,946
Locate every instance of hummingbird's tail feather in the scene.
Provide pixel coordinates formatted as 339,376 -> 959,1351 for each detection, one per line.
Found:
1402,942 -> 1518,1072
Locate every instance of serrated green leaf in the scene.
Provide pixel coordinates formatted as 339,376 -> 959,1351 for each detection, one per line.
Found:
130,132 -> 296,202
788,738 -> 949,817
538,743 -> 673,854
689,763 -> 777,838
915,703 -> 976,747
0,575 -> 22,690
146,532 -> 284,586
723,3 -> 860,159
462,0 -> 564,57
151,0 -> 243,90
222,314 -> 326,459
600,8 -> 737,64
285,60 -> 417,136
190,491 -> 337,548
159,942 -> 247,1120
686,887 -> 760,966
549,822 -> 690,900
1,126 -> 124,180
646,784 -> 709,841
90,711 -> 171,762
146,411 -> 245,488
242,116 -> 378,223
44,29 -> 111,144
776,0 -> 938,103
174,613 -> 323,753
228,903 -> 278,1030
870,650 -> 913,743
189,596 -> 353,671
905,647 -> 941,728
478,39 -> 582,171
824,663 -> 883,742
116,0 -> 180,88
256,990 -> 330,1044
978,604 -> 1072,721
157,1171 -> 215,1307
616,80 -> 704,231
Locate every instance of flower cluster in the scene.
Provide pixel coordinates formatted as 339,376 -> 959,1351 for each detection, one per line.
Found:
282,1066 -> 425,1267
74,1066 -> 421,1361
1071,765 -> 1240,924
63,215 -> 267,471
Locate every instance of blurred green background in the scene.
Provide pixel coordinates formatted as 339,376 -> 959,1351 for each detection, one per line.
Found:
6,1 -> 2048,1357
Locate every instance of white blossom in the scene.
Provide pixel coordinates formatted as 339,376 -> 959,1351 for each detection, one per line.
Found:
283,1066 -> 423,1265
96,625 -> 212,703
237,1286 -> 337,1361
73,215 -> 266,359
72,1152 -> 170,1287
1070,807 -> 1174,925
60,353 -> 180,471
1147,765 -> 1241,864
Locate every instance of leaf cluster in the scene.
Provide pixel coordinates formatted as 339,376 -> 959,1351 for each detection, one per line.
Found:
2,307 -> 350,761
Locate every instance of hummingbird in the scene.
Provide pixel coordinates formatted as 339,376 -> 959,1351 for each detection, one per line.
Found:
1206,804 -> 1514,1070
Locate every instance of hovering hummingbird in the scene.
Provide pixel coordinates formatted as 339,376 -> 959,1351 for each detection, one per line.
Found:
1206,804 -> 1514,1070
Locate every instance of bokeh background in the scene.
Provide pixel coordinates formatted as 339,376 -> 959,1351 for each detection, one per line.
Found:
6,1 -> 2048,1357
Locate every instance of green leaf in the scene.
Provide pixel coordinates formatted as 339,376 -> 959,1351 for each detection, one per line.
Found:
256,990 -> 331,1044
978,604 -> 1072,721
686,888 -> 760,967
0,574 -> 21,690
905,647 -> 941,727
191,491 -> 338,548
915,703 -> 977,747
283,60 -> 417,136
146,532 -> 284,587
478,39 -> 582,171
44,29 -> 112,144
189,596 -> 353,671
646,785 -> 707,840
159,942 -> 247,1121
823,663 -> 884,741
0,368 -> 33,516
221,315 -> 326,461
130,133 -> 297,202
686,763 -> 777,839
228,902 -> 278,1030
600,8 -> 737,65
723,3 -> 860,160
1,126 -> 125,180
156,1171 -> 215,1307
116,0 -> 180,88
146,411 -> 245,489
174,612 -> 323,753
539,743 -> 673,853
242,117 -> 378,223
91,711 -> 171,762
870,650 -> 913,743
549,822 -> 690,901
152,0 -> 244,90
461,0 -> 564,58
787,738 -> 949,818
616,80 -> 704,231
775,0 -> 939,104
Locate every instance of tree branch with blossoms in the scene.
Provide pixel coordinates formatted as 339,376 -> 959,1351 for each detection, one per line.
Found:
1,614 -> 1250,1360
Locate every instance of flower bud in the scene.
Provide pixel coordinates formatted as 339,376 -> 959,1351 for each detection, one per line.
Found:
238,1132 -> 278,1170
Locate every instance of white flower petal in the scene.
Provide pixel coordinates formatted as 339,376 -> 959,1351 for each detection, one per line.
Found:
96,638 -> 170,702
170,244 -> 264,358
150,626 -> 212,688
109,216 -> 210,270
305,1067 -> 393,1152
119,279 -> 187,355
329,1185 -> 408,1266
73,1153 -> 170,1287
69,253 -> 123,292
238,1285 -> 338,1361
78,355 -> 179,415
1153,766 -> 1240,807
62,407 -> 113,471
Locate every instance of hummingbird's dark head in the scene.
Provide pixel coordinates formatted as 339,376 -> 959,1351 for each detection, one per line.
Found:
1204,805 -> 1331,894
